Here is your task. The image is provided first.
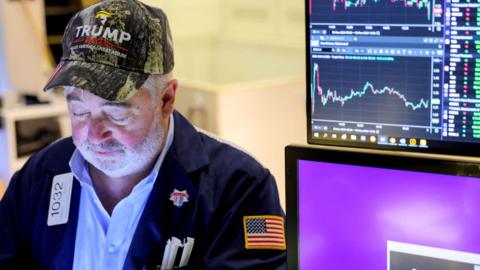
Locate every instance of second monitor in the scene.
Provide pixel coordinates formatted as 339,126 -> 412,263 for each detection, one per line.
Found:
286,145 -> 480,269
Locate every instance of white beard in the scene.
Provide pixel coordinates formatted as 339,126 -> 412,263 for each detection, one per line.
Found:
74,117 -> 165,178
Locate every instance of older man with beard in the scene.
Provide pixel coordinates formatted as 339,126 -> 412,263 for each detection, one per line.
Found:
0,0 -> 286,269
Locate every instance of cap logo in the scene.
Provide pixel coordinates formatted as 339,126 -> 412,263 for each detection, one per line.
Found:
74,10 -> 131,44
95,10 -> 112,25
74,25 -> 131,44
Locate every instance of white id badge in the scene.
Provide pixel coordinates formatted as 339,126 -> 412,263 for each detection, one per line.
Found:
47,173 -> 73,226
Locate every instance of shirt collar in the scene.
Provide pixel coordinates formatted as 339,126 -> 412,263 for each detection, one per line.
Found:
69,114 -> 175,186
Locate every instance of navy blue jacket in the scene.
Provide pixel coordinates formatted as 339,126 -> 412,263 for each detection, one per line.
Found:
0,111 -> 286,269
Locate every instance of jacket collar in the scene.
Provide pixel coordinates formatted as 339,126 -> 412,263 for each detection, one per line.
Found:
170,111 -> 210,173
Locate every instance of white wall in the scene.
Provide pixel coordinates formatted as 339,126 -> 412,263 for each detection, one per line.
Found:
142,0 -> 221,39
0,1 -> 11,95
219,0 -> 305,48
0,0 -> 49,96
144,0 -> 304,48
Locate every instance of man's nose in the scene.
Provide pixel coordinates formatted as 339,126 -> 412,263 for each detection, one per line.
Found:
87,116 -> 112,144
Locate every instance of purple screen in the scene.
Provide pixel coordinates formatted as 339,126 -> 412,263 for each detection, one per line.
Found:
299,160 -> 480,269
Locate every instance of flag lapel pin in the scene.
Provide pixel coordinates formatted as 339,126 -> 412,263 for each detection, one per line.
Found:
169,189 -> 189,207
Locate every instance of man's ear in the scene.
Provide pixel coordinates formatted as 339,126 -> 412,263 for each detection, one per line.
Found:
160,79 -> 178,119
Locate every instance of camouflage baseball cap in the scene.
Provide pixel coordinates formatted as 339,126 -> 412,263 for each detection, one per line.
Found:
43,0 -> 174,101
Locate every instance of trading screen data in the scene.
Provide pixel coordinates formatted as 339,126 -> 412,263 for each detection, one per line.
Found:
308,0 -> 480,154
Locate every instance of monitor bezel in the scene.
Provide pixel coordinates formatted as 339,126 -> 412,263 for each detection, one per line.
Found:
285,144 -> 480,270
304,0 -> 480,157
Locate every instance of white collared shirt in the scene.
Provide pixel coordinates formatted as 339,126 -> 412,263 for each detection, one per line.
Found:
71,115 -> 174,270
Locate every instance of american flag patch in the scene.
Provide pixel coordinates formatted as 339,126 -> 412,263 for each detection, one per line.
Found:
243,215 -> 286,250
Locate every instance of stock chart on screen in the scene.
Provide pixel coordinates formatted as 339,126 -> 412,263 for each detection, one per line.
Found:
307,0 -> 480,155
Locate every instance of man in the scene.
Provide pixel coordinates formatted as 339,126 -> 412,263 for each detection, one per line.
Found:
0,0 -> 286,269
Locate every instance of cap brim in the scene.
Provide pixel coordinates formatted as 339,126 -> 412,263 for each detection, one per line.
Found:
43,60 -> 149,101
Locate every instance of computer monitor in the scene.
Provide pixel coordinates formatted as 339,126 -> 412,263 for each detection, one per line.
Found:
306,0 -> 480,156
286,145 -> 480,269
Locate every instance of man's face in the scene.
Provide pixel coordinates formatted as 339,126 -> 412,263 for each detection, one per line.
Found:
66,87 -> 165,177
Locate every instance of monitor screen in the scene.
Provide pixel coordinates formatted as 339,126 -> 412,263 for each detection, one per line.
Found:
306,0 -> 480,156
286,145 -> 480,269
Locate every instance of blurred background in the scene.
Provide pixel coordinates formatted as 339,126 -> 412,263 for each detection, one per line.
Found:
0,0 -> 307,208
